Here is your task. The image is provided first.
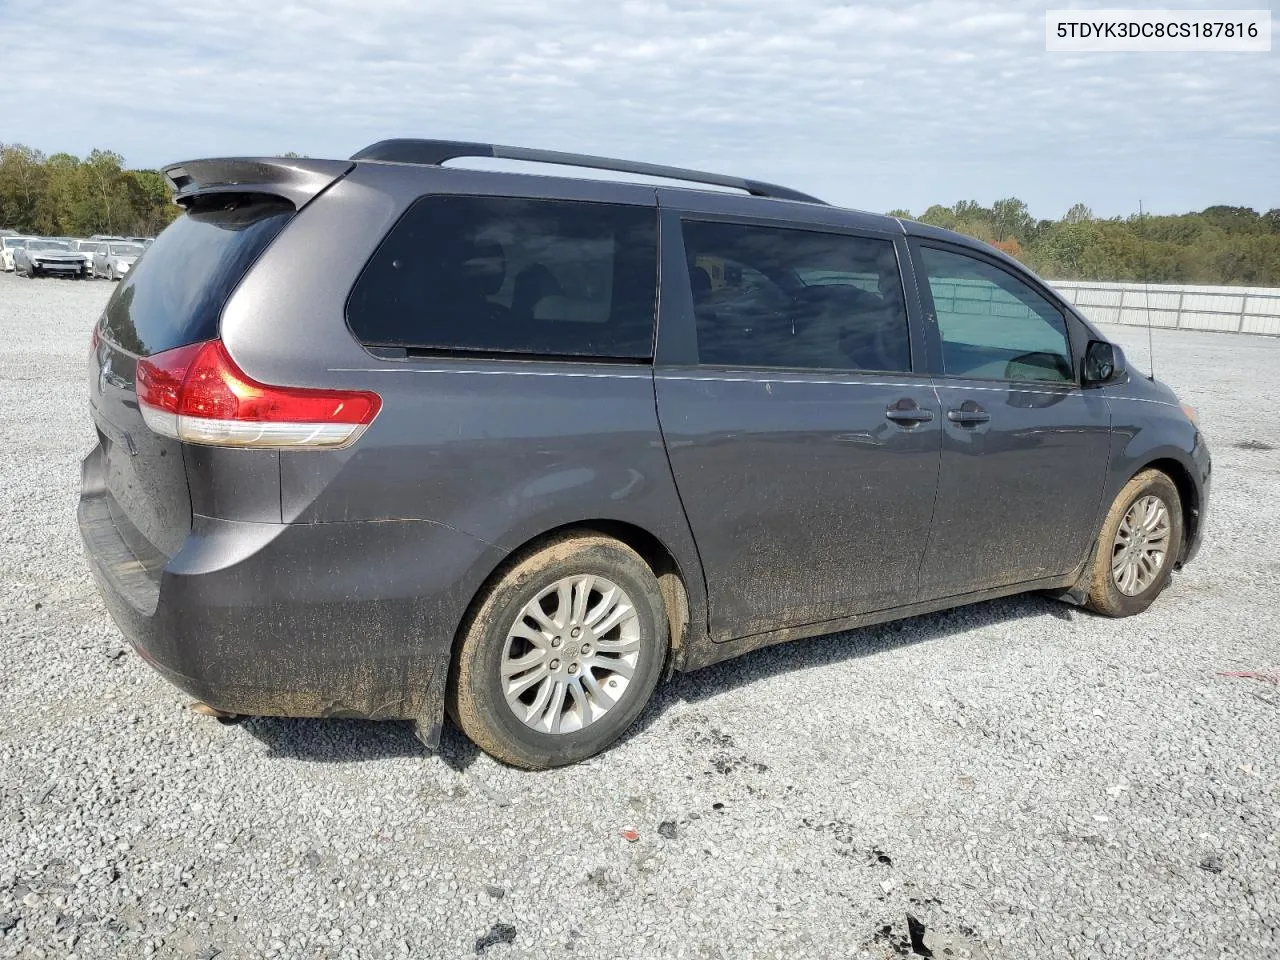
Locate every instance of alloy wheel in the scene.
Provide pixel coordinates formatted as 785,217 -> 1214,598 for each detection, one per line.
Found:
1111,494 -> 1171,596
500,575 -> 641,735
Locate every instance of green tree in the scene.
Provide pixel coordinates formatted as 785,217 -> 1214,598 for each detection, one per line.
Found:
0,143 -> 49,231
1063,203 -> 1093,224
80,149 -> 130,235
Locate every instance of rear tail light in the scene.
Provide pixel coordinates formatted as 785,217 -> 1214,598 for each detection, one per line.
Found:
135,340 -> 381,449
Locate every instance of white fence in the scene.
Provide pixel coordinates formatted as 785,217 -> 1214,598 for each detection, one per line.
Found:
1048,280 -> 1280,336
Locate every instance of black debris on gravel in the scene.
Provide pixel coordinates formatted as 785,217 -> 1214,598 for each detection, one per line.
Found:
1199,854 -> 1225,874
873,923 -> 912,956
475,922 -> 517,954
0,914 -> 18,933
906,914 -> 934,957
484,884 -> 506,899
657,821 -> 677,840
1234,439 -> 1274,450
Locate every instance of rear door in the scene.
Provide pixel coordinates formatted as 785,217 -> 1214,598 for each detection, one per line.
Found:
910,241 -> 1111,598
654,206 -> 942,640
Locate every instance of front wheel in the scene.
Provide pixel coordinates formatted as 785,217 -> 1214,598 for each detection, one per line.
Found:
448,533 -> 669,769
1085,469 -> 1184,617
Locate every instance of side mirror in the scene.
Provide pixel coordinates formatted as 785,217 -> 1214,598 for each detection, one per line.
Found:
1083,340 -> 1126,386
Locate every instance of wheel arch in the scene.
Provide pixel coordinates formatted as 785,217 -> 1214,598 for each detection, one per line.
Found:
450,518 -> 698,680
1136,456 -> 1200,566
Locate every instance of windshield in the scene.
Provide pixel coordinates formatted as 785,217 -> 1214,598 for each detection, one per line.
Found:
30,240 -> 71,252
2,238 -> 29,249
109,243 -> 145,257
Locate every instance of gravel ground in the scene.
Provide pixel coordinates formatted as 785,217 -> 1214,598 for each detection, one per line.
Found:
0,268 -> 1277,960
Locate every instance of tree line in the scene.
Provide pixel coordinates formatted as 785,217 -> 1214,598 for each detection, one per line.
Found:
3,143 -> 1277,285
889,198 -> 1280,286
0,144 -> 180,239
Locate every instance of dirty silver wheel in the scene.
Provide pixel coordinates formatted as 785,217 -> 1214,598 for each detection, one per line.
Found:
1111,494 -> 1171,596
501,574 -> 641,735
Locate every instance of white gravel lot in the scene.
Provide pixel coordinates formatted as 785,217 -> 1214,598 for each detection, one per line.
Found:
0,268 -> 1277,960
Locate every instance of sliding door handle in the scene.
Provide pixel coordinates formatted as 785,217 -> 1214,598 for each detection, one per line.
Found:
886,400 -> 934,425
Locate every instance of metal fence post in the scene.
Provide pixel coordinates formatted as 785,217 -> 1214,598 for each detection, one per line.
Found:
1240,294 -> 1248,334
1176,290 -> 1184,331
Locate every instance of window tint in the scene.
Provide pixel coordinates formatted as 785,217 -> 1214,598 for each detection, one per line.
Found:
680,220 -> 910,372
920,246 -> 1074,383
347,196 -> 658,359
101,196 -> 294,356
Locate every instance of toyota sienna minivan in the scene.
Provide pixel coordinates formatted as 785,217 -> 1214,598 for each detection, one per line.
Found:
79,140 -> 1210,769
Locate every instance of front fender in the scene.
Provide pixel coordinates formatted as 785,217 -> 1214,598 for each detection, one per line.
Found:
1101,389 -> 1210,564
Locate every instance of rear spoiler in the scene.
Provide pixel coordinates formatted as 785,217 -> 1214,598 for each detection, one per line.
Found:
162,157 -> 354,209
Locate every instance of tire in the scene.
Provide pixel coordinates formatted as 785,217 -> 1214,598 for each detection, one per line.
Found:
448,532 -> 669,769
109,266 -> 117,281
1084,469 -> 1184,617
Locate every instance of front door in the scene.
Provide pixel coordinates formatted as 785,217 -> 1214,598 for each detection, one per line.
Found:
912,242 -> 1112,599
655,213 -> 942,640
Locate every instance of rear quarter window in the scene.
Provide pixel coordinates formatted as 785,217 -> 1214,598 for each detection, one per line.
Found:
101,196 -> 294,356
346,196 -> 658,360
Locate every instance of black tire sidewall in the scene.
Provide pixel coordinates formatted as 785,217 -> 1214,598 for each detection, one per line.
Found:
1096,473 -> 1184,616
456,539 -> 667,768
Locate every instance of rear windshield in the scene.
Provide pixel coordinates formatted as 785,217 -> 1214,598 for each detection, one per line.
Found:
346,196 -> 658,360
101,196 -> 294,356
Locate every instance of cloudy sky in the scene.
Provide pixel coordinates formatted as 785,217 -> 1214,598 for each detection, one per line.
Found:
4,0 -> 1277,218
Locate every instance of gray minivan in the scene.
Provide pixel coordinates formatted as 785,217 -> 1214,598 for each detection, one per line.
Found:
79,140 -> 1210,768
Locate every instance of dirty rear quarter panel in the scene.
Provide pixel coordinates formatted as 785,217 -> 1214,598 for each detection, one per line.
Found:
86,510 -> 505,721
215,161 -> 707,651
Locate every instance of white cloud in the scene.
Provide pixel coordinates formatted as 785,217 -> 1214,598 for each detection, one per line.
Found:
4,0 -> 1276,216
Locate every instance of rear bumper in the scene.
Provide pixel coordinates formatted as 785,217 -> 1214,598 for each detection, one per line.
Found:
79,452 -> 504,727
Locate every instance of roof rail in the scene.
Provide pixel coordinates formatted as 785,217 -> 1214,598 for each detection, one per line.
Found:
350,139 -> 826,205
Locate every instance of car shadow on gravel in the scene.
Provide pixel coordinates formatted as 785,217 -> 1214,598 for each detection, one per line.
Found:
619,591 -> 1077,745
235,592 -> 1073,768
238,716 -> 427,763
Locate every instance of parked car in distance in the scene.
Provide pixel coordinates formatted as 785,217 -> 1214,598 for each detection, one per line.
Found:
93,241 -> 145,280
1,235 -> 33,272
16,238 -> 90,278
73,240 -> 102,273
80,140 -> 1211,769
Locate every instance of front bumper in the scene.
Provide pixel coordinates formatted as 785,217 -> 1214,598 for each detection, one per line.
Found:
31,260 -> 88,275
78,449 -> 504,727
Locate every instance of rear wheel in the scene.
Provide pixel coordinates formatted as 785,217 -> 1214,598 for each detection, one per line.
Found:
448,533 -> 668,769
1085,469 -> 1183,617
